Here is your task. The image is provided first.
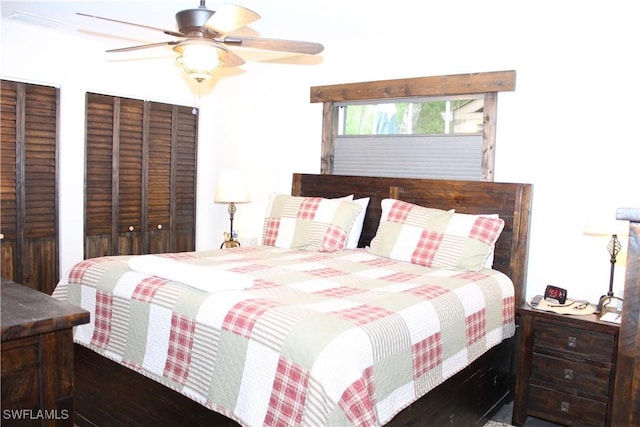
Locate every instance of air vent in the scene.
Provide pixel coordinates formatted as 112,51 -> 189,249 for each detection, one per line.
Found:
9,11 -> 63,27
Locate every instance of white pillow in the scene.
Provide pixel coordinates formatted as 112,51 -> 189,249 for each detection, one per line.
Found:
346,197 -> 370,249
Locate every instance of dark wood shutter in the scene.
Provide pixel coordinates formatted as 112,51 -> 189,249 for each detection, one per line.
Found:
1,80 -> 59,294
85,94 -> 115,256
173,105 -> 198,253
146,102 -> 173,253
0,81 -> 19,281
116,98 -> 144,255
84,93 -> 197,258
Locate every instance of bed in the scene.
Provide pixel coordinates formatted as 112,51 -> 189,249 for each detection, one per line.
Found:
54,173 -> 532,427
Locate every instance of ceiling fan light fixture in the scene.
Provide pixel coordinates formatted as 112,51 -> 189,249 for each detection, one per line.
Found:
82,2 -> 324,86
174,40 -> 223,82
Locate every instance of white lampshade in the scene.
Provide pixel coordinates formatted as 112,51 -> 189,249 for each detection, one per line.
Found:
583,212 -> 629,237
214,170 -> 251,203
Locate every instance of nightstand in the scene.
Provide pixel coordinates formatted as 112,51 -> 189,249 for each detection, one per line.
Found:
1,280 -> 90,426
512,304 -> 619,427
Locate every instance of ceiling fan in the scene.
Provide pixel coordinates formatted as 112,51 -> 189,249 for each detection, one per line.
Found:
78,1 -> 324,82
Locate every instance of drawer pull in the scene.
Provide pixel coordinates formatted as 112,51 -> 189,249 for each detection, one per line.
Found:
129,225 -> 134,232
563,368 -> 574,380
157,224 -> 163,230
567,336 -> 577,348
560,401 -> 570,412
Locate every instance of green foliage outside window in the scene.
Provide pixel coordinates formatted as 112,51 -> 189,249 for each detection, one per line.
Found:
340,98 -> 482,136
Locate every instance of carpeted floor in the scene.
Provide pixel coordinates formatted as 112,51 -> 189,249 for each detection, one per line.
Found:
73,402 -> 554,427
489,401 -> 562,427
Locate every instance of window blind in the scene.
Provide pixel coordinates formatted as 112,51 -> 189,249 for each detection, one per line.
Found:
333,134 -> 483,180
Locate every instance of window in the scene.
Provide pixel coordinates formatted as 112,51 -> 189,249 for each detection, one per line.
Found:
310,70 -> 516,181
334,96 -> 484,180
338,96 -> 484,136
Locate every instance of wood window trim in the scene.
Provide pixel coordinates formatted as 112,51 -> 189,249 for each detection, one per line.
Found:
309,70 -> 516,181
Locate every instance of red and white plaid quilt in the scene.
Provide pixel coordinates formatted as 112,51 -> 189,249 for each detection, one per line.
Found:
53,246 -> 515,426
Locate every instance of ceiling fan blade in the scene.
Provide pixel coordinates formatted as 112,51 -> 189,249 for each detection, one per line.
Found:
221,36 -> 324,55
76,12 -> 184,38
217,47 -> 246,68
107,41 -> 180,53
205,4 -> 260,35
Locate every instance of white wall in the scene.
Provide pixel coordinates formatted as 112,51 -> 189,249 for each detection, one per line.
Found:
2,1 -> 638,304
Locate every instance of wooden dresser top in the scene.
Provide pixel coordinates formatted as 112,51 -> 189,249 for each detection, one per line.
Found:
1,279 -> 89,342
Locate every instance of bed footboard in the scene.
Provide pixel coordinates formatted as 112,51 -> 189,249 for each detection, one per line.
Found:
73,344 -> 240,427
74,338 -> 514,427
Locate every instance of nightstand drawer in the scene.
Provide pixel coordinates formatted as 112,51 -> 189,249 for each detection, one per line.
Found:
534,321 -> 614,363
531,353 -> 612,398
528,384 -> 607,427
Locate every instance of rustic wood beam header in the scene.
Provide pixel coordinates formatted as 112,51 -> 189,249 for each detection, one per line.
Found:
310,70 -> 516,103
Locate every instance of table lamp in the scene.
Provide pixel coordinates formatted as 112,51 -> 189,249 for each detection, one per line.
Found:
583,214 -> 628,313
214,170 -> 250,248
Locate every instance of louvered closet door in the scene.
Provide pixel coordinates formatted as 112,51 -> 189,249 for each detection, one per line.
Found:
117,98 -> 144,255
0,80 -> 59,294
146,102 -> 172,253
85,93 -> 197,259
85,94 -> 144,257
146,102 -> 197,253
85,93 -> 115,257
172,105 -> 197,252
0,81 -> 19,281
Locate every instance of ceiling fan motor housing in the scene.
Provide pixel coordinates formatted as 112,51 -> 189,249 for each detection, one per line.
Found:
175,8 -> 214,35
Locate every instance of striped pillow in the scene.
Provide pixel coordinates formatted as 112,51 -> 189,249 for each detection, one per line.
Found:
262,194 -> 363,252
369,199 -> 504,271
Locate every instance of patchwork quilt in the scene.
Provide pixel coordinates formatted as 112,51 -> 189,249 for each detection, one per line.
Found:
52,246 -> 515,427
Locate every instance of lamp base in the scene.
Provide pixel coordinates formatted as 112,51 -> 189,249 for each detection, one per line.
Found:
220,239 -> 241,249
595,294 -> 623,314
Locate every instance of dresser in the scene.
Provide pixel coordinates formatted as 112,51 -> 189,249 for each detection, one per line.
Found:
512,305 -> 619,426
1,280 -> 89,426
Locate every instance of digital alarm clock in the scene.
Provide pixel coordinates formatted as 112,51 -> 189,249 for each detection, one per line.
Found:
544,285 -> 567,304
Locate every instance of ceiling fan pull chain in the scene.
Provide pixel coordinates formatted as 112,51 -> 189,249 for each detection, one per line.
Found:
192,80 -> 200,115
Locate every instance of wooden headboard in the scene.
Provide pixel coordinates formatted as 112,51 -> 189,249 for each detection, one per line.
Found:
292,173 -> 533,306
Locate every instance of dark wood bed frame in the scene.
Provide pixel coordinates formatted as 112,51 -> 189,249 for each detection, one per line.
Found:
73,173 -> 533,427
